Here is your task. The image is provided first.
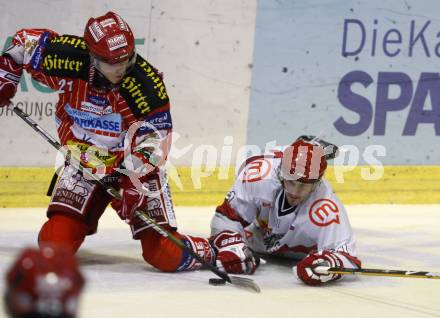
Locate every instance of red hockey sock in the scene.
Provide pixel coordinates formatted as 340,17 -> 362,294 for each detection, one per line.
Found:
38,214 -> 88,254
140,229 -> 214,272
140,230 -> 183,272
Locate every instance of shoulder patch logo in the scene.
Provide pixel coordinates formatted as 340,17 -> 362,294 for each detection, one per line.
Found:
242,158 -> 271,183
308,199 -> 340,227
119,55 -> 170,118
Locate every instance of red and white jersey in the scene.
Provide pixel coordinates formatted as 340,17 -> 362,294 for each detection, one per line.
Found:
6,29 -> 172,171
212,153 -> 360,267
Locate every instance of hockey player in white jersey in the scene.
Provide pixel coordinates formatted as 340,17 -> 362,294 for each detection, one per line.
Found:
210,136 -> 361,286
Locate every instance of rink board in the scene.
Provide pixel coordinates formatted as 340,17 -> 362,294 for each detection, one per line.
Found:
0,166 -> 439,207
0,205 -> 439,318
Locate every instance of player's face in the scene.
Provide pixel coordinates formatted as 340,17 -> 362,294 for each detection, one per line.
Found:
94,59 -> 130,84
282,180 -> 318,205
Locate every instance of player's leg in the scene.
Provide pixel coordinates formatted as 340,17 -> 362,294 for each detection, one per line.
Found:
38,214 -> 88,254
39,165 -> 113,253
126,171 -> 215,271
140,229 -> 214,272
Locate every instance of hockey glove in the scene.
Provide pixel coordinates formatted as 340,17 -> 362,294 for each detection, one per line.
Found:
293,250 -> 343,286
111,176 -> 148,224
211,231 -> 257,274
0,55 -> 22,107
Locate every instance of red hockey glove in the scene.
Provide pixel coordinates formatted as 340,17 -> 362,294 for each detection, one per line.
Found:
211,231 -> 257,274
293,250 -> 343,286
110,176 -> 148,224
0,55 -> 22,107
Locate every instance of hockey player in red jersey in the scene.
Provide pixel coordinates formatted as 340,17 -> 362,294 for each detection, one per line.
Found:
210,136 -> 361,285
0,12 -> 214,272
4,245 -> 85,318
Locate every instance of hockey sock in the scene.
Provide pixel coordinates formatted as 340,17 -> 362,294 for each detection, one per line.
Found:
140,229 -> 214,272
38,214 -> 88,254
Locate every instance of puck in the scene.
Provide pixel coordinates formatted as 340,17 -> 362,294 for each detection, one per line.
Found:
209,278 -> 227,286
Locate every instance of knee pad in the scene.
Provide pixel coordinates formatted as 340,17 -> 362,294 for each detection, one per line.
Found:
140,230 -> 214,272
38,214 -> 88,254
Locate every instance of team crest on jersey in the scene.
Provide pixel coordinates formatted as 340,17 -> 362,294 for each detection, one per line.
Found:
308,199 -> 340,227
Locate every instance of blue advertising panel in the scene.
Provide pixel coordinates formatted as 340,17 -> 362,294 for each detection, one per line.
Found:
248,0 -> 439,164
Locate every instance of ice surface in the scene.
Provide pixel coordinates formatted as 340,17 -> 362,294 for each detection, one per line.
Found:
0,205 -> 440,318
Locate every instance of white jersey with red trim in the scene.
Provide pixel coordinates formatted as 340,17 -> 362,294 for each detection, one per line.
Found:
211,153 -> 360,267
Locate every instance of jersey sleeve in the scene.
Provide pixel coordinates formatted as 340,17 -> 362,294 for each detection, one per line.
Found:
211,166 -> 261,236
3,28 -> 66,90
119,54 -> 173,169
311,192 -> 361,269
130,105 -> 173,169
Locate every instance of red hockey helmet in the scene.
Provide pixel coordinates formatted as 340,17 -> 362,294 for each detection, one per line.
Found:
280,139 -> 327,183
84,11 -> 135,64
4,245 -> 85,318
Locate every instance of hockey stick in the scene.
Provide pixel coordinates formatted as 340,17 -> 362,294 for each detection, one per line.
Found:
12,106 -> 261,293
11,107 -> 121,198
134,211 -> 260,292
314,266 -> 440,279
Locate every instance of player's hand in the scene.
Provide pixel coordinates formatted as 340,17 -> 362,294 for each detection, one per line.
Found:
0,55 -> 22,107
110,176 -> 147,224
211,231 -> 257,274
293,250 -> 343,286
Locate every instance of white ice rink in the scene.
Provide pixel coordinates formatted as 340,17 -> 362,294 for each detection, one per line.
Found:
1,205 -> 440,318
